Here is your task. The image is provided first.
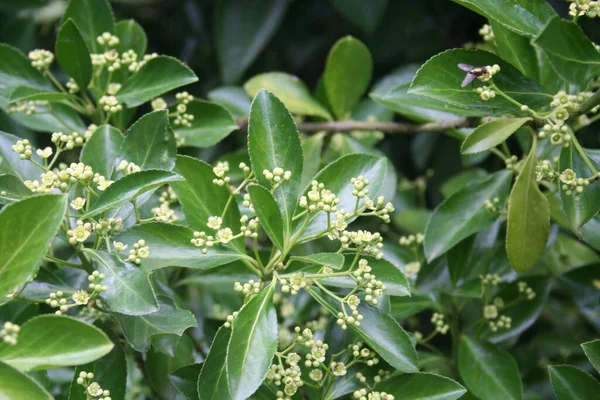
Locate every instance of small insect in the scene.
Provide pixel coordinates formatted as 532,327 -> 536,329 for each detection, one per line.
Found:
458,64 -> 488,87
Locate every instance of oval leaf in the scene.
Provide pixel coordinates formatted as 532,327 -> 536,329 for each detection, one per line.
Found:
582,340 -> 600,374
0,360 -> 52,399
227,283 -> 278,400
461,118 -> 531,154
374,372 -> 467,400
174,100 -> 238,148
458,336 -> 523,400
56,19 -> 92,90
81,124 -> 124,178
507,137 -> 550,273
0,194 -> 67,299
61,0 -> 115,52
197,327 -> 232,400
0,131 -> 43,181
0,315 -> 113,371
549,365 -> 600,400
248,184 -> 285,250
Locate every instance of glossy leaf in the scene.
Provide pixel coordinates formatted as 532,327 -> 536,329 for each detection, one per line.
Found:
81,124 -> 124,178
0,194 -> 66,300
424,170 -> 512,261
248,184 -> 285,250
559,146 -> 600,230
227,283 -> 277,400
491,21 -> 539,80
309,287 -> 419,372
248,89 -> 303,239
298,154 -> 388,239
390,292 -> 438,319
8,86 -> 73,103
0,174 -> 30,204
374,372 -> 466,400
208,86 -> 252,116
324,36 -> 373,119
115,19 -> 147,57
117,56 -> 198,107
507,137 -> 550,273
114,223 -> 247,271
84,169 -> 182,218
289,253 -> 345,270
169,363 -> 202,400
409,49 -> 552,115
300,132 -> 325,189
197,327 -> 232,400
56,19 -> 92,90
0,315 -> 113,371
329,0 -> 388,34
68,323 -> 126,400
115,111 -> 176,172
61,0 -> 114,52
170,155 -> 244,251
84,250 -> 158,315
0,360 -> 52,399
173,100 -> 238,148
452,0 -> 556,37
458,336 -> 523,400
558,264 -> 600,330
581,340 -> 600,374
461,118 -> 531,154
534,17 -> 600,87
0,131 -> 42,181
244,72 -> 331,119
215,0 -> 287,84
549,365 -> 600,400
115,295 -> 197,352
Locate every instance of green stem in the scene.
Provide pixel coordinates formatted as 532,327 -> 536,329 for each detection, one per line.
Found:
45,255 -> 84,269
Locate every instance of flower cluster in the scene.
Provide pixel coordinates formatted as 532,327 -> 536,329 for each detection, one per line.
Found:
479,24 -> 494,42
127,240 -> 150,265
7,100 -> 39,115
353,390 -> 395,400
99,95 -> 123,114
152,202 -> 178,223
234,279 -> 262,300
474,86 -> 496,101
172,101 -> 195,127
559,168 -> 591,201
212,161 -> 230,186
94,217 -> 123,238
28,49 -> 54,69
350,259 -> 386,306
480,273 -> 502,286
350,342 -> 380,367
97,32 -> 120,47
484,197 -> 501,212
68,220 -> 93,245
568,0 -> 600,18
11,139 -> 33,160
363,196 -> 394,223
264,167 -> 292,189
46,272 -> 107,315
489,315 -> 512,332
76,372 -> 112,400
536,159 -> 559,182
517,281 -> 536,300
478,64 -> 501,83
299,180 -> 340,213
399,233 -> 424,248
340,230 -> 384,259
280,273 -> 308,295
0,321 -> 19,345
431,312 -> 449,335
267,353 -> 304,398
118,160 -> 141,175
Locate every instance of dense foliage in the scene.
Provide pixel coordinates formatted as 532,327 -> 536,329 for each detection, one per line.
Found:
0,0 -> 599,399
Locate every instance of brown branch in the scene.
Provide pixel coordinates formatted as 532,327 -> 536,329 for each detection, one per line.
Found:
236,117 -> 477,134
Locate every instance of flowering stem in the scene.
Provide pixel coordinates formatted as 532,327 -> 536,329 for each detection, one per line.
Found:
45,255 -> 84,269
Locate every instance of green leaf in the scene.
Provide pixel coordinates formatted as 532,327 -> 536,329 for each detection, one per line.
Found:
441,169 -> 489,198
300,132 -> 325,189
84,169 -> 182,219
507,137 -> 550,273
559,146 -> 600,230
490,21 -> 539,80
289,253 -> 345,270
324,36 -> 373,119
0,315 -> 113,371
482,278 -> 551,343
197,327 -> 232,400
0,360 -> 52,399
307,256 -> 410,297
248,89 -> 303,240
56,19 -> 92,90
549,365 -> 600,400
390,292 -> 438,319
84,250 -> 158,315
582,340 -> 600,374
169,363 -> 202,400
61,0 -> 114,52
297,154 -> 388,240
173,100 -> 238,148
534,17 -> 600,87
117,56 -> 198,107
308,287 -> 419,372
115,295 -> 197,352
0,131 -> 42,181
461,118 -> 531,154
115,111 -> 176,172
409,49 -> 552,116
244,72 -> 331,119
115,19 -> 147,57
227,284 -> 277,400
114,223 -> 246,271
424,170 -> 513,261
8,86 -> 73,103
215,0 -> 287,84
374,372 -> 466,400
0,174 -> 31,204
558,264 -> 600,330
247,184 -> 285,250
452,0 -> 556,37
458,336 -> 523,400
170,155 -> 244,252
208,86 -> 251,116
68,323 -> 126,400
81,124 -> 124,178
0,194 -> 66,299
328,0 -> 388,34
